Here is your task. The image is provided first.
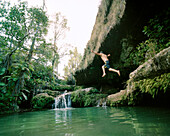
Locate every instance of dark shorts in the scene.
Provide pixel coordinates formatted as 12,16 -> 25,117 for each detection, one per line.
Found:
104,60 -> 110,69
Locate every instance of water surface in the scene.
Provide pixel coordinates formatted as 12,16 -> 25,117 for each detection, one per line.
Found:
0,107 -> 170,136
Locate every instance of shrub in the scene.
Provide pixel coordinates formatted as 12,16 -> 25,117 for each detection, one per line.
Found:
134,73 -> 170,98
31,93 -> 54,109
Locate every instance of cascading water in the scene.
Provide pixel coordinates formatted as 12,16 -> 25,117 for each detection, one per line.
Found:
53,91 -> 72,109
96,98 -> 107,107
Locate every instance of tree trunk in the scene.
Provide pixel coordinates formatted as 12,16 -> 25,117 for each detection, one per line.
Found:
13,25 -> 39,107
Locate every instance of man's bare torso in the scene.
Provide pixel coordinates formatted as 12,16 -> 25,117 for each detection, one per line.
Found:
100,53 -> 109,62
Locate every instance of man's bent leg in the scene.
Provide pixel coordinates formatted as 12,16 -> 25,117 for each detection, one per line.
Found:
109,68 -> 120,76
102,65 -> 106,77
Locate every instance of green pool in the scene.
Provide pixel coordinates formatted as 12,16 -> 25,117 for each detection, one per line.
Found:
0,107 -> 170,136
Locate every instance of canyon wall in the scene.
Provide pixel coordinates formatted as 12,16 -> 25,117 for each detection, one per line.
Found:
75,0 -> 169,94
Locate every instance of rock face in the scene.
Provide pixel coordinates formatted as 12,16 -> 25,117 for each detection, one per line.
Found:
74,0 -> 169,93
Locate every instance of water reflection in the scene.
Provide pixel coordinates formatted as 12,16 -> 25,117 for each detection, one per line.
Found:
108,107 -> 170,136
54,109 -> 72,122
52,107 -> 170,136
0,107 -> 170,136
54,108 -> 74,136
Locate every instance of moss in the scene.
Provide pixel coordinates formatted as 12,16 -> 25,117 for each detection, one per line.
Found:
43,89 -> 60,97
71,88 -> 108,107
74,86 -> 84,91
47,84 -> 75,91
31,93 -> 54,109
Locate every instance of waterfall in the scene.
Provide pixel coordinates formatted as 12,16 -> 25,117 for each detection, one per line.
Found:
96,99 -> 107,107
53,91 -> 72,109
102,101 -> 106,107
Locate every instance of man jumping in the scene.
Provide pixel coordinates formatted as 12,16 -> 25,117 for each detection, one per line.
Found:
91,49 -> 120,77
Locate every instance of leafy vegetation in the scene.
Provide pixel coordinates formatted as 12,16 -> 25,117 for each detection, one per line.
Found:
122,9 -> 170,106
126,73 -> 170,106
31,93 -> 54,109
0,1 -> 48,112
126,9 -> 170,66
133,73 -> 170,98
0,1 -> 71,113
108,73 -> 170,107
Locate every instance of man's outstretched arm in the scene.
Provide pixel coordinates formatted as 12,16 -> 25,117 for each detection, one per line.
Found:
91,49 -> 101,56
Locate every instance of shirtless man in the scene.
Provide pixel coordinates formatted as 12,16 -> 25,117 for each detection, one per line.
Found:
91,49 -> 120,77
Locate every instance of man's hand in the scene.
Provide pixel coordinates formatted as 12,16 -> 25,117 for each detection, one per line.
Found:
91,49 -> 100,56
108,54 -> 111,57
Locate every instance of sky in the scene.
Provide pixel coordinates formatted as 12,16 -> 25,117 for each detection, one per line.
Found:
7,0 -> 101,76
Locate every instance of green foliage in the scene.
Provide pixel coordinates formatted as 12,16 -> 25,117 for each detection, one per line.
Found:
0,90 -> 16,112
0,1 -> 50,112
124,73 -> 170,106
0,1 -> 72,113
126,9 -> 170,66
0,67 -> 6,75
50,85 -> 75,91
108,73 -> 170,107
71,88 -> 108,107
32,63 -> 53,82
31,94 -> 54,109
74,85 -> 84,91
134,73 -> 170,98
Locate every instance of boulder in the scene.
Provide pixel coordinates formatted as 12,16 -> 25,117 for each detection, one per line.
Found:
107,90 -> 127,106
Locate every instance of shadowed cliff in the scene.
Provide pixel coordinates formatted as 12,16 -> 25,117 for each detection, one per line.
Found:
74,0 -> 169,94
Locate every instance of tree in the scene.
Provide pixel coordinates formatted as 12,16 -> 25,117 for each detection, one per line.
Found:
64,47 -> 82,84
0,1 -> 48,111
49,13 -> 70,76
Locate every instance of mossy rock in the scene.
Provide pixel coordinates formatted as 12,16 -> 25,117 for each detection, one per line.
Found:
43,89 -> 60,97
31,93 -> 54,109
53,85 -> 75,91
107,90 -> 128,106
71,87 -> 108,107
